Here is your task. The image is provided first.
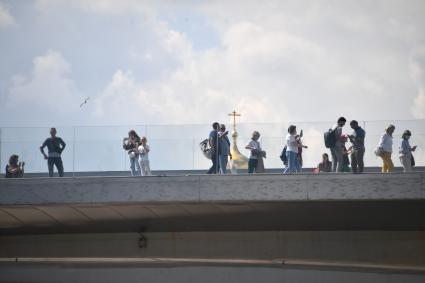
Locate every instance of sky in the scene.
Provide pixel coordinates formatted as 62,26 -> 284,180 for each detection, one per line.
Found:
0,0 -> 425,127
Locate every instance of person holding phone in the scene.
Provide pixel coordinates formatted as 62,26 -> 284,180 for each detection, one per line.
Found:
123,130 -> 141,176
348,120 -> 366,174
284,125 -> 301,174
399,130 -> 417,173
296,129 -> 308,171
5,154 -> 25,178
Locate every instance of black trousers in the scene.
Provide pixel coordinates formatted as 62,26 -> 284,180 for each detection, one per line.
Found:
207,153 -> 220,174
48,157 -> 64,177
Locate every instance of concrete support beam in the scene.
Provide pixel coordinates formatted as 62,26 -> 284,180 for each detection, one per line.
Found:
1,231 -> 425,267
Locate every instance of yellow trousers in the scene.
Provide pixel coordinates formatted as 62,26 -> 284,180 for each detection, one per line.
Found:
381,152 -> 394,173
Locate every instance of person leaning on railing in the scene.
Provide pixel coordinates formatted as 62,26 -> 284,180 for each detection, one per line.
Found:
5,154 -> 24,178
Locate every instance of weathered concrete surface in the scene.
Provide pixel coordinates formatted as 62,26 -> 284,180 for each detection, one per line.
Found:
0,173 -> 424,205
1,231 -> 424,266
0,173 -> 424,233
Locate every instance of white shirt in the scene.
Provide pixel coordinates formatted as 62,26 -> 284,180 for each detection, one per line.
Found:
138,144 -> 150,161
286,134 -> 298,153
378,133 -> 392,153
246,140 -> 261,159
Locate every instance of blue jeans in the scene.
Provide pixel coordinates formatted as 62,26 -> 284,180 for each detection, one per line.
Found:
284,151 -> 300,174
130,154 -> 141,176
207,152 -> 220,174
248,158 -> 258,174
219,155 -> 229,174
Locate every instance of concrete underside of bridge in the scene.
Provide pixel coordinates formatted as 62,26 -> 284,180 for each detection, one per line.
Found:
0,173 -> 425,282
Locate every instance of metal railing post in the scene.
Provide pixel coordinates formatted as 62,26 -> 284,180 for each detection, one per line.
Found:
72,127 -> 76,177
193,138 -> 195,170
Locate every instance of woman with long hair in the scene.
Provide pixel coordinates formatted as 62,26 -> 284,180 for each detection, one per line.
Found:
123,130 -> 141,176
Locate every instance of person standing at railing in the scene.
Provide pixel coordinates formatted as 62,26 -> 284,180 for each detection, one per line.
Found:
341,135 -> 352,173
296,129 -> 308,172
123,130 -> 141,176
207,122 -> 221,174
245,131 -> 265,174
284,125 -> 301,174
40,128 -> 66,177
377,125 -> 395,173
138,136 -> 152,176
348,120 -> 366,174
5,154 -> 24,178
399,130 -> 417,173
219,124 -> 232,174
324,117 -> 346,172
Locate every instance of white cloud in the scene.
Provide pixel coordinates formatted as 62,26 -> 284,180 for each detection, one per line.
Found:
5,50 -> 82,122
0,2 -> 15,29
409,47 -> 425,118
3,0 -> 425,127
411,88 -> 425,118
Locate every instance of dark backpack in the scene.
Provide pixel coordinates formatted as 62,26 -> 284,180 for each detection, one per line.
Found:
324,128 -> 337,148
280,145 -> 288,166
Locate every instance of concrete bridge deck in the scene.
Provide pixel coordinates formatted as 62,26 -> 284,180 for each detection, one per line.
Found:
1,173 -> 425,282
1,173 -> 424,234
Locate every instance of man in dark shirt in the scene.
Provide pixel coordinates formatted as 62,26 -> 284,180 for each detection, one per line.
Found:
207,122 -> 221,174
40,128 -> 66,177
348,120 -> 366,174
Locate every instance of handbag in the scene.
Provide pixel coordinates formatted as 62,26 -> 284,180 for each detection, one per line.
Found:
200,139 -> 212,160
411,154 -> 415,167
374,147 -> 384,157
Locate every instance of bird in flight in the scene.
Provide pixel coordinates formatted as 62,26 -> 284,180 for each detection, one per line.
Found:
80,97 -> 90,108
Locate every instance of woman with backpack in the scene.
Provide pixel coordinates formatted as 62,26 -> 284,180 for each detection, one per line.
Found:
376,125 -> 395,173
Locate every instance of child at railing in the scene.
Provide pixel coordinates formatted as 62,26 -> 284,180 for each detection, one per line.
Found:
138,137 -> 152,176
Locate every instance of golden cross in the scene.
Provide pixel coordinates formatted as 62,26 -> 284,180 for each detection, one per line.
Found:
228,110 -> 241,132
